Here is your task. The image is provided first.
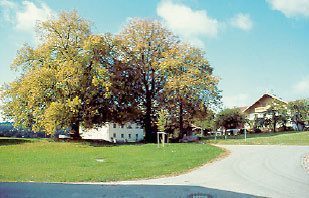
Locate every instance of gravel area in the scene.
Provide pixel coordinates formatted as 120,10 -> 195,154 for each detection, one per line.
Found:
302,153 -> 309,174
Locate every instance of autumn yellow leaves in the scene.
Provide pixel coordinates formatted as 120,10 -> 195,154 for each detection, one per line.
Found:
1,11 -> 221,140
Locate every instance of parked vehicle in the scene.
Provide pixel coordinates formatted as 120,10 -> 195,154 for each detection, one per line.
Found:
226,129 -> 240,136
207,131 -> 223,136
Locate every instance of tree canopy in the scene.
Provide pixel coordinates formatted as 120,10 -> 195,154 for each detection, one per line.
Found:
288,99 -> 309,131
160,43 -> 221,136
1,11 -> 221,141
1,11 -> 116,138
215,108 -> 246,130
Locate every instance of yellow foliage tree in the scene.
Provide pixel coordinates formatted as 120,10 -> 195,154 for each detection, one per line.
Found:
1,11 -> 114,138
160,43 -> 221,136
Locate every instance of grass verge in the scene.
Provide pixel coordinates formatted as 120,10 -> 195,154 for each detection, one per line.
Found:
204,131 -> 309,145
0,138 -> 223,182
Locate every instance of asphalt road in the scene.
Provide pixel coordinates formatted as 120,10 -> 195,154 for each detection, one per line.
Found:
1,145 -> 308,198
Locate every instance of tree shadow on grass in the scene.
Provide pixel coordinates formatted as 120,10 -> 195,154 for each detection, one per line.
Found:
0,182 -> 261,198
78,139 -> 146,147
205,131 -> 302,141
0,138 -> 32,146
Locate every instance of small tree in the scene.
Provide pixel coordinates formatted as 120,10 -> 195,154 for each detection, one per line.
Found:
266,101 -> 288,132
288,99 -> 309,131
157,109 -> 168,132
193,108 -> 215,132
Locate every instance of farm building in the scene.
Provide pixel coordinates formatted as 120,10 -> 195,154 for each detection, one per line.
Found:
243,93 -> 287,121
80,123 -> 144,143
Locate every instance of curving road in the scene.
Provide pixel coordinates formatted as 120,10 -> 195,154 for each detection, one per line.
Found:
113,145 -> 309,198
1,145 -> 309,197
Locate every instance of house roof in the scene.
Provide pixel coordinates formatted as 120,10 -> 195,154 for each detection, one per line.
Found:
243,93 -> 287,113
238,106 -> 248,112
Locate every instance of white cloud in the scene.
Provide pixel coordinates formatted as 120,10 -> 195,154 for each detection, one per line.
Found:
222,93 -> 250,108
157,0 -> 219,47
267,0 -> 309,18
231,13 -> 253,31
0,0 -> 53,34
0,0 -> 17,23
15,1 -> 53,33
293,76 -> 309,95
0,0 -> 15,8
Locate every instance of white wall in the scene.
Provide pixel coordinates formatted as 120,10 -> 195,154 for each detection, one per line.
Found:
80,123 -> 144,142
80,124 -> 109,140
108,123 -> 144,142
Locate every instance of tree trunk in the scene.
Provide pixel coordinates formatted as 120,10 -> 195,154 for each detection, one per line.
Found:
179,100 -> 184,138
295,115 -> 300,131
70,121 -> 81,140
273,114 -> 276,133
144,89 -> 152,142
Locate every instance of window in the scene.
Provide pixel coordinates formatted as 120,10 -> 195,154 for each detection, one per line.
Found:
135,124 -> 139,129
127,124 -> 132,129
113,133 -> 116,138
121,124 -> 124,128
113,123 -> 117,128
128,134 -> 131,139
121,134 -> 124,138
136,134 -> 138,139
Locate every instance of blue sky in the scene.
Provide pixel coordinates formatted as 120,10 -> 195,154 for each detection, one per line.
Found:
0,0 -> 308,116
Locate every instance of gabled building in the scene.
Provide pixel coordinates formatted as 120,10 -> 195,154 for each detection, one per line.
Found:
243,93 -> 287,121
240,93 -> 296,132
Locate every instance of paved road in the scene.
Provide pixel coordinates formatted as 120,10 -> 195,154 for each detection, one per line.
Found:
1,145 -> 308,198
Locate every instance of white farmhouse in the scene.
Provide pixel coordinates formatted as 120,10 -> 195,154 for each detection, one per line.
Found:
243,93 -> 287,121
80,123 -> 144,143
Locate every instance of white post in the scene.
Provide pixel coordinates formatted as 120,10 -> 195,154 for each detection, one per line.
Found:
244,129 -> 247,141
162,133 -> 165,147
157,132 -> 160,148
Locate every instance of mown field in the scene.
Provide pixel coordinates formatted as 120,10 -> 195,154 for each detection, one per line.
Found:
204,131 -> 309,145
0,138 -> 223,182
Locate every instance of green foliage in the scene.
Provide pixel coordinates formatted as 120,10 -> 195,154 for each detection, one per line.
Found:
215,108 -> 246,129
288,99 -> 309,130
0,139 -> 223,182
157,109 -> 168,132
193,108 -> 215,131
265,100 -> 288,132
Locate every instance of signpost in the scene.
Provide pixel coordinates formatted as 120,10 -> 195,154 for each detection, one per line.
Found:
157,132 -> 167,147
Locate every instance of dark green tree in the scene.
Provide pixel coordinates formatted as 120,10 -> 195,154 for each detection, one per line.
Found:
288,99 -> 309,131
215,108 -> 246,130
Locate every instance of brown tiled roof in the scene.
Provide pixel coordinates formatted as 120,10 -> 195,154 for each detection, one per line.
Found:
238,106 -> 248,112
243,93 -> 287,113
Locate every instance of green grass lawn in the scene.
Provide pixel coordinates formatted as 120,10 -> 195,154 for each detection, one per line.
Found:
0,138 -> 223,182
204,131 -> 309,145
